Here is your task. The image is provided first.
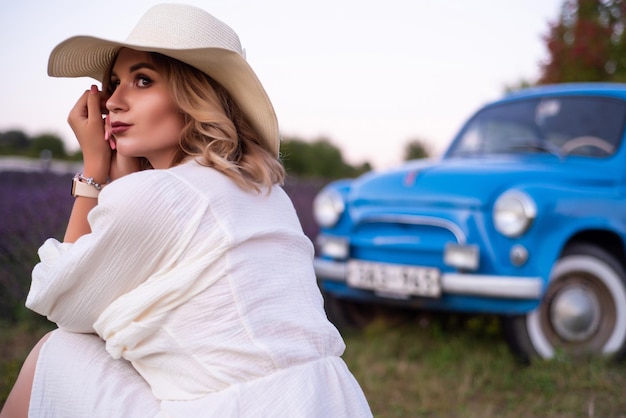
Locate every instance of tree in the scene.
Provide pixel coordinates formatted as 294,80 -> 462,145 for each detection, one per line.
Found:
403,138 -> 431,161
504,79 -> 535,94
0,130 -> 30,155
30,134 -> 67,159
0,130 -> 69,159
539,0 -> 626,84
280,136 -> 370,179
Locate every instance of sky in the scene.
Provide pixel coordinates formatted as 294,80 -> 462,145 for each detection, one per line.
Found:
0,0 -> 564,170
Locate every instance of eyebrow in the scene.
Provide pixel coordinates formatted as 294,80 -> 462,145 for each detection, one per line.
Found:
111,62 -> 158,77
129,62 -> 158,73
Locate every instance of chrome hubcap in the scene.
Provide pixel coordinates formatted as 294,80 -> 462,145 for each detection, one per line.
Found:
550,285 -> 600,342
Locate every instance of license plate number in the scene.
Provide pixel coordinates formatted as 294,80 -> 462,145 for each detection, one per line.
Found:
346,260 -> 441,297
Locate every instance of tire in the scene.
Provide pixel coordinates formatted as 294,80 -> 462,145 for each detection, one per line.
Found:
503,243 -> 626,361
322,292 -> 379,330
322,292 -> 418,331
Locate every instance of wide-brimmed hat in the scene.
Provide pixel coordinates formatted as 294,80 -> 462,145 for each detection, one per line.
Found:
47,3 -> 280,156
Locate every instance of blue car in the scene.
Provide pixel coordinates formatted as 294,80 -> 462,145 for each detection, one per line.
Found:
313,83 -> 626,361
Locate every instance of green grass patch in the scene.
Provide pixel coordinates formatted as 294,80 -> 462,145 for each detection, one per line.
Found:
2,313 -> 625,416
342,313 -> 626,417
0,318 -> 55,407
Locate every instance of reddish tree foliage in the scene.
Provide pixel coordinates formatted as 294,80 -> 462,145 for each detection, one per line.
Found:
539,0 -> 626,84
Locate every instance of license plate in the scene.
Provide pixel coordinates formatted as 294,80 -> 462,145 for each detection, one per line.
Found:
346,260 -> 441,298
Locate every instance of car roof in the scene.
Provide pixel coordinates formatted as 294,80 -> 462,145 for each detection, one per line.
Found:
500,82 -> 626,103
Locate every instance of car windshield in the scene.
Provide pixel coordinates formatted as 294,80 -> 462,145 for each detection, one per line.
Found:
447,96 -> 626,158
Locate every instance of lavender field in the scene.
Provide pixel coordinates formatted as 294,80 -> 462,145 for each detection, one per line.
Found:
0,171 -> 74,321
4,169 -> 626,417
0,168 -> 326,322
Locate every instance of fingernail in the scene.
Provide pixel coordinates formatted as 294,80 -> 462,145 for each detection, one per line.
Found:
104,115 -> 110,141
90,85 -> 98,94
109,139 -> 116,150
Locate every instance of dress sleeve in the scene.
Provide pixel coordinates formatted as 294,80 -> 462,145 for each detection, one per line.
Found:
25,170 -> 209,333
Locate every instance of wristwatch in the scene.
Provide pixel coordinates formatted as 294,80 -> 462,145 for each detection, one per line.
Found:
71,174 -> 104,198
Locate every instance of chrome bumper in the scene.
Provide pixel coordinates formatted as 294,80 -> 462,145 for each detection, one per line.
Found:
314,258 -> 543,300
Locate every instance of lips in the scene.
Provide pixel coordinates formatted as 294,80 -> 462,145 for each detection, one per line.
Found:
110,121 -> 132,135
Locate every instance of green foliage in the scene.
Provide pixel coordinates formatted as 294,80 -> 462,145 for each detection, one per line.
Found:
0,130 -> 30,155
539,0 -> 626,83
0,130 -> 68,159
68,149 -> 85,161
403,138 -> 431,161
504,79 -> 535,94
30,134 -> 67,159
280,136 -> 371,179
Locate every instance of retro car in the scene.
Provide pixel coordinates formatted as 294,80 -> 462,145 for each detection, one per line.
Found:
313,83 -> 626,360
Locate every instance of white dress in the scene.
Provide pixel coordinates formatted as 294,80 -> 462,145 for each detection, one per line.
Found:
26,159 -> 372,417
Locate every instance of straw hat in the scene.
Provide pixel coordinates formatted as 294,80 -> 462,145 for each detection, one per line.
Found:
47,3 -> 280,156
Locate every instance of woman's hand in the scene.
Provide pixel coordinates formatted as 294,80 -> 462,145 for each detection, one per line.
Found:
68,85 -> 110,183
64,85 -> 111,242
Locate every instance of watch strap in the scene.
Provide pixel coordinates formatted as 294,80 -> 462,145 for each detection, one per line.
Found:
71,177 -> 101,198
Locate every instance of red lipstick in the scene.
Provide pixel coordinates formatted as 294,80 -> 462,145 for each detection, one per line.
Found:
110,121 -> 131,135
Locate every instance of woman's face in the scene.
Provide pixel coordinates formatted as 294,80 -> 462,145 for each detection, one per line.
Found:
106,48 -> 184,169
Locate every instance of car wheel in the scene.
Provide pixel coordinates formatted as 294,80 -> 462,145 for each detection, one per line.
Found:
504,243 -> 626,361
322,292 -> 378,330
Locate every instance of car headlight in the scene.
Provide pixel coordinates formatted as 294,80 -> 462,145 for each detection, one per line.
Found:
493,190 -> 537,238
316,235 -> 349,259
313,189 -> 345,228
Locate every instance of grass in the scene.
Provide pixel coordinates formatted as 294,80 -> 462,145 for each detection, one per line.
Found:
2,313 -> 626,417
0,316 -> 54,407
342,313 -> 626,417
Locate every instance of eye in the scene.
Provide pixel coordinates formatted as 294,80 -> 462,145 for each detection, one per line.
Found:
136,75 -> 153,88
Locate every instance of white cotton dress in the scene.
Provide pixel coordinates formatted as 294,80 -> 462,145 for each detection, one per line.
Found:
25,159 -> 372,417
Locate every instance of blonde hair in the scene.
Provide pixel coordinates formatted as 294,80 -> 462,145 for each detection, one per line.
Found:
105,50 -> 285,192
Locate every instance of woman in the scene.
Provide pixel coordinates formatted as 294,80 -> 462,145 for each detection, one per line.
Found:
1,4 -> 372,417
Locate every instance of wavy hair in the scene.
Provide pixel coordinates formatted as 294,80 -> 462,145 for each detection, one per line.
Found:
104,50 -> 285,192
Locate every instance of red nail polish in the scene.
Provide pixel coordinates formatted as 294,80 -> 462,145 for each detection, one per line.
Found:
104,115 -> 110,141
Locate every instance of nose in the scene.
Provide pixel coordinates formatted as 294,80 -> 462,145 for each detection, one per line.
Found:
105,84 -> 128,113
